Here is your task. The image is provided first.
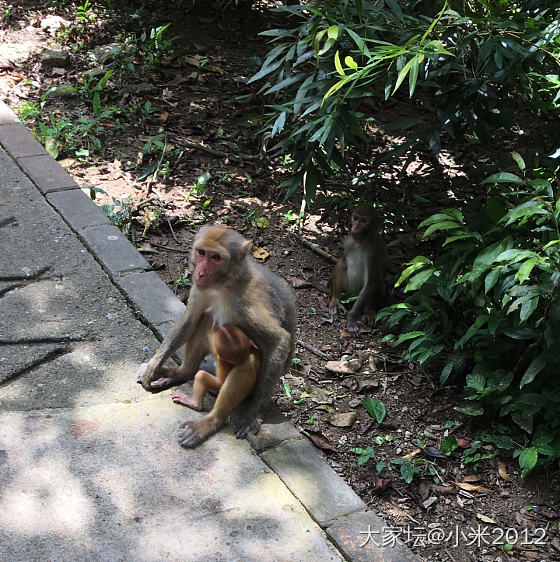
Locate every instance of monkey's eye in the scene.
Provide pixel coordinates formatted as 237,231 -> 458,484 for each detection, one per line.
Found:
211,254 -> 222,262
197,249 -> 205,257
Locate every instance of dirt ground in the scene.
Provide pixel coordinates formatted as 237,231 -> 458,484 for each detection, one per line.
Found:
1,2 -> 559,561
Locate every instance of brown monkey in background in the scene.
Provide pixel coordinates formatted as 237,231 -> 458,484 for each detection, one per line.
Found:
171,324 -> 259,422
137,225 -> 296,448
329,204 -> 388,337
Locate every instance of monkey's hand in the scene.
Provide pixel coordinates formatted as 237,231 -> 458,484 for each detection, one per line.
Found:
136,362 -> 179,392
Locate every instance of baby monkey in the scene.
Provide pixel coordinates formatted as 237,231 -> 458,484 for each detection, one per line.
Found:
330,204 -> 389,336
171,324 -> 260,414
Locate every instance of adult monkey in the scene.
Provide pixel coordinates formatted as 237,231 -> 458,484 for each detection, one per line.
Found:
329,204 -> 388,337
137,225 -> 296,447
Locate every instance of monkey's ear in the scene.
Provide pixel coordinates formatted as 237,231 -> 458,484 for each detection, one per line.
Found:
240,240 -> 252,258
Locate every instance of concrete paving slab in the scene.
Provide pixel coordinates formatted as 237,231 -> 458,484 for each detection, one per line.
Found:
0,399 -> 343,562
80,224 -> 151,276
261,438 -> 366,526
47,188 -> 111,230
0,101 -> 20,124
327,511 -> 420,561
17,153 -> 79,193
118,270 -> 186,326
0,122 -> 48,158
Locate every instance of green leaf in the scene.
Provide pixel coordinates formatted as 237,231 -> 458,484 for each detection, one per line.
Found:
440,435 -> 459,456
423,220 -> 460,237
44,138 -> 59,159
484,268 -> 501,293
511,151 -> 526,171
408,56 -> 420,97
393,331 -> 425,346
344,55 -> 358,71
516,258 -> 539,284
393,56 -> 414,95
520,354 -> 547,388
518,447 -> 538,477
334,50 -> 345,76
405,269 -> 436,291
481,172 -> 525,185
454,405 -> 484,416
363,397 -> 386,423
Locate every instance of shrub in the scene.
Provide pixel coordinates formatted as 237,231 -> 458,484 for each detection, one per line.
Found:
377,153 -> 560,473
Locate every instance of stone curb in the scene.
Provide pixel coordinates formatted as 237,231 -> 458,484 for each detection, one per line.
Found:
0,100 -> 420,562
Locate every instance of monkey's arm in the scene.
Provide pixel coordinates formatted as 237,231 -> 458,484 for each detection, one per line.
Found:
347,277 -> 376,337
138,297 -> 205,390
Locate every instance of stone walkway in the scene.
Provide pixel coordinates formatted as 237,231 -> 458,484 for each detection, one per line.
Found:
0,100 -> 418,562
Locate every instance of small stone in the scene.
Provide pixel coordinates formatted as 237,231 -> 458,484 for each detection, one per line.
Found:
40,49 -> 70,68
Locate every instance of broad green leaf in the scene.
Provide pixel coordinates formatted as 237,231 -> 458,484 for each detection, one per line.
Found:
484,268 -> 501,293
423,220 -> 460,237
520,296 -> 539,323
363,397 -> 386,423
405,269 -> 436,291
520,354 -> 547,388
393,331 -> 425,346
44,138 -> 59,159
454,405 -> 484,416
481,172 -> 525,185
496,249 -> 536,264
516,258 -> 539,284
474,238 -> 511,268
519,447 -> 538,477
344,55 -> 358,71
395,258 -> 432,287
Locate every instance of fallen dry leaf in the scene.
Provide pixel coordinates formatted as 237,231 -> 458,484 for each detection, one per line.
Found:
497,459 -> 512,481
371,473 -> 391,496
328,412 -> 357,427
456,437 -> 470,448
476,513 -> 497,524
252,246 -> 269,261
307,431 -> 336,451
455,482 -> 493,493
325,360 -> 355,375
159,111 -> 169,123
462,474 -> 482,483
286,276 -> 313,289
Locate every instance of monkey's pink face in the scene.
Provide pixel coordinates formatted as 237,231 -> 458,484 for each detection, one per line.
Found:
351,214 -> 370,237
193,248 -> 225,288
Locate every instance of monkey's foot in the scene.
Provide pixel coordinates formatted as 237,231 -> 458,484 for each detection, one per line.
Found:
234,416 -> 261,439
177,419 -> 219,448
171,392 -> 203,411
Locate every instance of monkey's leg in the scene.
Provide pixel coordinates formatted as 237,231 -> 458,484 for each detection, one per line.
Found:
171,369 -> 221,411
177,357 -> 257,448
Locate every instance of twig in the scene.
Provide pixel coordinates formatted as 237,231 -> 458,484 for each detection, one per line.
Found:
149,242 -> 190,253
182,140 -> 259,161
297,339 -> 330,360
299,235 -> 338,264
